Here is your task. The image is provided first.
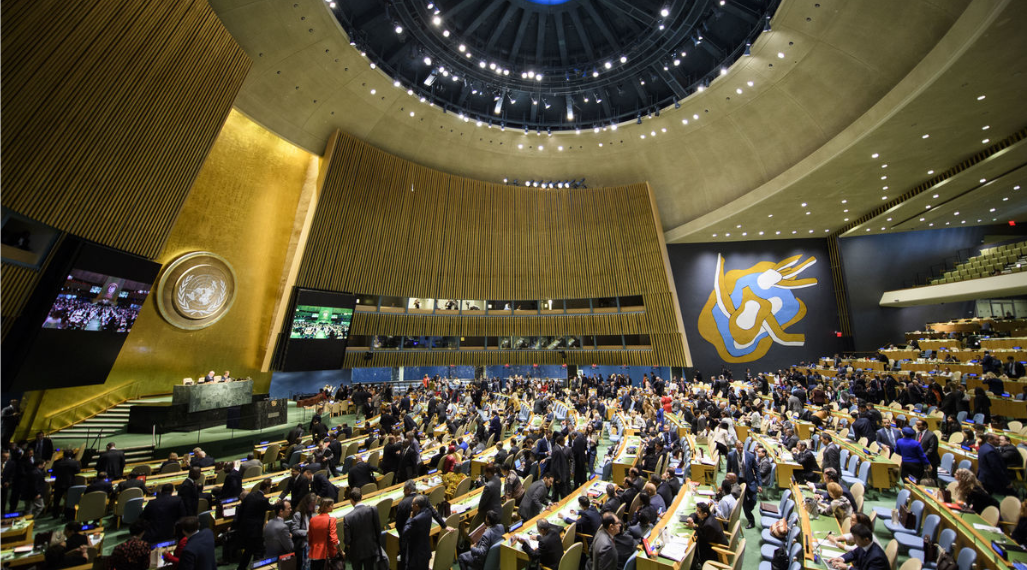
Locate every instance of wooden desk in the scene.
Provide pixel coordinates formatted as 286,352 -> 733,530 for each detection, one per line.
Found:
611,436 -> 642,484
909,484 -> 1026,570
382,484 -> 483,569
748,432 -> 801,489
0,517 -> 33,544
791,481 -> 844,570
499,478 -> 605,570
634,481 -> 718,570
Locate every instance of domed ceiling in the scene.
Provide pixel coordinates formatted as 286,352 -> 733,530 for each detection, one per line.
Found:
332,0 -> 778,130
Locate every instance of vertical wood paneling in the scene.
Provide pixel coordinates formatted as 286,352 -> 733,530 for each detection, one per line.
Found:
299,130 -> 690,366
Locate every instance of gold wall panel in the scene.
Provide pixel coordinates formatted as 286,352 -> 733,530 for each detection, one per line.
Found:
0,0 -> 251,344
299,131 -> 689,367
22,111 -> 314,435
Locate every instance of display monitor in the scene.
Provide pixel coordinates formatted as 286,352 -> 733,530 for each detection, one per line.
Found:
278,288 -> 357,371
2,237 -> 161,392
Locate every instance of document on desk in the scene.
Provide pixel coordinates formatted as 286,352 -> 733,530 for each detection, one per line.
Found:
973,523 -> 1002,533
658,539 -> 691,562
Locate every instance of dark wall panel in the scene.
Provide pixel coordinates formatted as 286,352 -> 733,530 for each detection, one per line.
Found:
667,240 -> 842,376
837,226 -> 1024,351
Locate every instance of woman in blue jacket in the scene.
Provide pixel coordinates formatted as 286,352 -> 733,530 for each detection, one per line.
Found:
895,426 -> 932,481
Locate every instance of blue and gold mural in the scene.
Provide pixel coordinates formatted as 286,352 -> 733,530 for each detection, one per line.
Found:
698,253 -> 819,363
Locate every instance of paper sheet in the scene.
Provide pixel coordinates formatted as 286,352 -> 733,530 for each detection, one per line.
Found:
973,523 -> 1002,533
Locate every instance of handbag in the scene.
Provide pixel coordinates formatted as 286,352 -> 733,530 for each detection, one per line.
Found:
923,537 -> 938,564
322,517 -> 345,570
898,505 -> 916,530
376,546 -> 390,570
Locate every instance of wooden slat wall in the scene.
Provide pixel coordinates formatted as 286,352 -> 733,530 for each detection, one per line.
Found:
1,0 -> 250,258
0,0 -> 251,340
299,131 -> 690,366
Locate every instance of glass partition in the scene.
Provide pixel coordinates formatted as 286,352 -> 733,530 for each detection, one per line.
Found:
566,298 -> 591,313
407,297 -> 434,313
379,296 -> 405,313
462,300 -> 485,312
488,300 -> 512,315
593,297 -> 618,313
354,294 -> 380,310
436,299 -> 460,312
540,299 -> 563,314
619,295 -> 644,311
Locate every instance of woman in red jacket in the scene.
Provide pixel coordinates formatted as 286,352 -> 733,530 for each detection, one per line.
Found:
308,498 -> 342,570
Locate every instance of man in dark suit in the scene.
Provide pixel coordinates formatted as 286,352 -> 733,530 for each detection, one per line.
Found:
22,460 -> 47,516
914,420 -> 941,472
977,434 -> 1012,495
875,424 -> 902,453
532,432 -> 551,460
117,469 -> 148,495
549,434 -> 571,500
177,467 -> 203,515
571,431 -> 588,489
981,351 -> 1001,375
286,424 -> 305,446
600,483 -> 621,514
234,479 -> 273,570
344,488 -> 384,570
520,473 -> 553,521
326,433 -> 343,476
402,495 -> 435,570
725,441 -> 743,476
395,481 -> 450,570
179,516 -> 217,570
478,464 -> 504,520
740,444 -> 760,528
591,513 -> 620,570
574,495 -> 601,538
312,471 -> 338,502
95,442 -> 126,480
518,518 -> 563,569
1005,357 -> 1026,379
850,414 -> 875,444
458,510 -> 505,570
85,472 -> 114,497
218,463 -> 243,501
281,467 -> 311,507
50,451 -> 81,517
829,524 -> 888,570
190,448 -> 215,468
820,434 -> 842,475
489,412 -> 502,441
32,432 -> 54,463
142,484 -> 187,543
347,456 -> 380,491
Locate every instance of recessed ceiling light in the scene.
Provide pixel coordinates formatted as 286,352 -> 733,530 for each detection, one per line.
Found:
432,15 -> 442,25
887,218 -> 892,221
768,214 -> 773,218
990,208 -> 996,212
409,111 -> 415,117
882,186 -> 888,190
806,211 -> 811,215
737,224 -> 742,228
926,205 -> 932,209
558,146 -> 563,151
922,134 -> 930,139
801,202 -> 807,207
881,164 -> 888,168
841,199 -> 847,204
933,194 -> 939,198
843,209 -> 848,213
982,125 -> 990,130
929,223 -> 934,226
712,234 -> 717,237
736,88 -> 743,94
824,229 -> 829,233
980,178 -> 987,183
517,144 -> 523,149
792,230 -> 797,234
747,81 -> 754,87
742,232 -> 747,236
927,170 -> 934,175
725,232 -> 731,237
777,52 -> 785,58
871,153 -> 879,159
881,196 -> 888,200
920,217 -> 925,221
961,220 -> 966,224
759,231 -> 764,235
776,231 -> 781,235
1015,186 -> 1021,190
1003,197 -> 1009,201
844,218 -> 849,222
881,176 -> 887,180
982,139 -> 990,144
954,211 -> 959,215
660,7 -> 670,17
977,95 -> 986,100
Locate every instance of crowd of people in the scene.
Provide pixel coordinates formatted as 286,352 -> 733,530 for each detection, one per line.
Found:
2,364 -> 1026,570
42,296 -> 139,332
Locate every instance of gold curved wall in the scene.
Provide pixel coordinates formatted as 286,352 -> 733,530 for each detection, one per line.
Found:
299,131 -> 690,366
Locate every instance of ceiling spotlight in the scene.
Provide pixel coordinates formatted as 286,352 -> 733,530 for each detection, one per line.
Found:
605,61 -> 613,69
394,24 -> 404,34
620,55 -> 628,63
777,52 -> 784,59
660,7 -> 670,17
458,44 -> 466,52
592,69 -> 600,78
479,60 -> 486,68
442,30 -> 450,37
423,56 -> 432,66
432,15 -> 441,25
394,80 -> 401,87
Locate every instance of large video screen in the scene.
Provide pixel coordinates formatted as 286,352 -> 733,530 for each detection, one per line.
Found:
289,305 -> 353,340
279,289 -> 357,371
42,270 -> 151,333
2,238 -> 162,392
